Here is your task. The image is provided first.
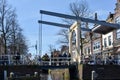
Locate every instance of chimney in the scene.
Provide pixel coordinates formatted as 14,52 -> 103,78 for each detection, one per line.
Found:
95,13 -> 98,20
94,13 -> 98,26
117,0 -> 120,3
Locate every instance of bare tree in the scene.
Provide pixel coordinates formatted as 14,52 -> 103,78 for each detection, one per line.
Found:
57,29 -> 69,45
70,0 -> 90,18
48,44 -> 55,54
57,0 -> 92,45
16,28 -> 28,54
8,12 -> 19,54
9,27 -> 28,54
0,0 -> 28,54
0,0 -> 15,54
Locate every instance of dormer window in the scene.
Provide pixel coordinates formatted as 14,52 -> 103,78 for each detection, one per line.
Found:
117,29 -> 120,39
104,38 -> 107,48
108,36 -> 112,46
115,16 -> 120,24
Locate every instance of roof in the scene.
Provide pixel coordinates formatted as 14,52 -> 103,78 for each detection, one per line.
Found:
92,13 -> 117,34
92,24 -> 116,34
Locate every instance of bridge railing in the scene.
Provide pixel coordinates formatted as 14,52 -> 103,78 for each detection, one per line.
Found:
39,57 -> 73,66
0,54 -> 73,66
0,54 -> 26,65
0,54 -> 119,66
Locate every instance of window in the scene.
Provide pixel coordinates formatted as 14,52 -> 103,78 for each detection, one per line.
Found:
72,32 -> 76,44
93,43 -> 95,50
96,42 -> 100,49
117,29 -> 120,39
93,41 -> 100,50
115,16 -> 120,24
108,36 -> 112,46
85,47 -> 91,55
115,16 -> 120,39
88,47 -> 90,53
84,48 -> 87,55
104,38 -> 107,47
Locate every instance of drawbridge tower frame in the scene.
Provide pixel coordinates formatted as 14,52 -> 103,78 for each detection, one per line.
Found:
38,10 -> 120,63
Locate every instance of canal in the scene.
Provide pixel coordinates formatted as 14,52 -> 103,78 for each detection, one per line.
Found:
41,69 -> 70,80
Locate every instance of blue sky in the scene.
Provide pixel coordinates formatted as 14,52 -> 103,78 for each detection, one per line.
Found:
7,0 -> 116,56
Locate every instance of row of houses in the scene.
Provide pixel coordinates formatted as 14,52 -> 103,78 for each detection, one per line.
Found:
81,0 -> 120,64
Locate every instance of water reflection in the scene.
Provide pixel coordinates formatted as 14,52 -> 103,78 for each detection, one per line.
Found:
40,73 -> 63,80
50,72 -> 64,80
40,74 -> 49,80
48,75 -> 52,80
40,69 -> 69,80
41,72 -> 67,80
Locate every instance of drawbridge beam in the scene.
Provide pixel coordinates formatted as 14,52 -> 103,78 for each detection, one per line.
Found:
38,20 -> 91,32
40,10 -> 120,29
38,20 -> 69,28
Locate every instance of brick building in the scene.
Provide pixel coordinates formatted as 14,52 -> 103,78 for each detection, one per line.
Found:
82,0 -> 120,64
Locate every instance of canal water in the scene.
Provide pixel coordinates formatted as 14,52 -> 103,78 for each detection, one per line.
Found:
41,74 -> 67,80
41,69 -> 70,80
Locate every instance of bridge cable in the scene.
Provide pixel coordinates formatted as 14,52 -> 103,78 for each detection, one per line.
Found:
39,13 -> 43,57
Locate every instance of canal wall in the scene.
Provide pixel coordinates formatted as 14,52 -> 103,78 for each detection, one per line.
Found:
78,64 -> 120,80
0,65 -> 48,80
1,65 -> 120,80
69,65 -> 80,80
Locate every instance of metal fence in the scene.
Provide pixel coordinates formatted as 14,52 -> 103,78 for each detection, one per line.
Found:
0,54 -> 119,66
0,55 -> 25,65
0,54 -> 73,66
